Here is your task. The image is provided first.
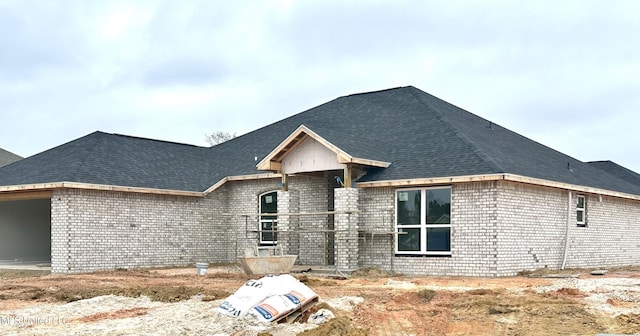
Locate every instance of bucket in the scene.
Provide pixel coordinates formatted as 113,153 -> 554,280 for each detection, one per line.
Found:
196,262 -> 209,275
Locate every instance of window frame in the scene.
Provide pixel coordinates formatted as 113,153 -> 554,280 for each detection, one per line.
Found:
259,191 -> 278,245
576,194 -> 586,227
395,186 -> 452,256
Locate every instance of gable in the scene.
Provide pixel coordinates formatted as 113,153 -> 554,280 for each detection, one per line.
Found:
256,125 -> 391,173
282,137 -> 346,174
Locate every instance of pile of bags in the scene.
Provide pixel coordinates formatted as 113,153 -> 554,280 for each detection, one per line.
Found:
217,274 -> 318,323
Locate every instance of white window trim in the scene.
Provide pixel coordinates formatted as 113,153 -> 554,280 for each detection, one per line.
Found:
577,194 -> 586,227
395,186 -> 452,256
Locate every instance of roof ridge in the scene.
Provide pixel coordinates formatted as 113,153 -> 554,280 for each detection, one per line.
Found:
68,132 -> 105,181
111,132 -> 206,148
407,87 -> 503,173
342,86 -> 410,98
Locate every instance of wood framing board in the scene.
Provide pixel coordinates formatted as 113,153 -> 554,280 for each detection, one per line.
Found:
357,173 -> 640,201
0,190 -> 53,202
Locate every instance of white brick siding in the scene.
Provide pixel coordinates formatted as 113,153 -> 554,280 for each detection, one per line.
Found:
566,193 -> 640,269
49,176 -> 640,276
357,180 -> 640,277
51,188 -> 230,273
495,181 -> 567,276
358,182 -> 500,277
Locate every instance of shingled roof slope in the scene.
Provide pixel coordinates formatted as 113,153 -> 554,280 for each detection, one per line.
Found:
0,148 -> 22,168
0,86 -> 638,196
220,86 -> 640,196
587,161 -> 640,188
0,132 -> 217,192
405,88 -> 640,195
214,86 -> 497,180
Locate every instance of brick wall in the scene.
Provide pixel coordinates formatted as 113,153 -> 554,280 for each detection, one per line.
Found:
494,181 -> 567,276
50,176 -> 640,275
565,193 -> 640,269
358,180 -> 640,277
51,188 -> 229,274
223,178 -> 280,260
358,181 -> 499,277
357,187 -> 395,269
494,180 -> 640,276
224,174 -> 332,265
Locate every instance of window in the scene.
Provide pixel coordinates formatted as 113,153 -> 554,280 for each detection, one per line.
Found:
259,191 -> 278,245
396,187 -> 451,255
576,194 -> 586,227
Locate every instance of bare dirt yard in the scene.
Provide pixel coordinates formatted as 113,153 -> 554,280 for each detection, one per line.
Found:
1,265 -> 640,335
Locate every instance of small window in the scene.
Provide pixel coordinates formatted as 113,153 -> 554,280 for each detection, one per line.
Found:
576,195 -> 586,227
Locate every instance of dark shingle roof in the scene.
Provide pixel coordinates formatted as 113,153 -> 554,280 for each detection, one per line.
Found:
587,161 -> 640,188
0,86 -> 639,196
0,148 -> 22,168
0,132 -> 217,192
220,86 -> 640,196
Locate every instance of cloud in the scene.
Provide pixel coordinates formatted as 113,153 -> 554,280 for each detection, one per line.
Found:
0,0 -> 638,173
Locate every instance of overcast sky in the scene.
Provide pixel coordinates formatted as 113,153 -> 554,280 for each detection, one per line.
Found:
1,0 -> 639,172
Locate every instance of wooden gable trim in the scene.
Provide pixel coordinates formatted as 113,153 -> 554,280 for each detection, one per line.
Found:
256,124 -> 391,171
203,173 -> 282,194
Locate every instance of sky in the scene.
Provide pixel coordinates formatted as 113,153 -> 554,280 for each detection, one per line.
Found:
1,0 -> 639,173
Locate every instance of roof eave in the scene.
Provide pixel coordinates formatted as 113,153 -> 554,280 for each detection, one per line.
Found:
337,155 -> 391,168
357,173 -> 640,201
0,182 -> 204,197
203,173 -> 282,194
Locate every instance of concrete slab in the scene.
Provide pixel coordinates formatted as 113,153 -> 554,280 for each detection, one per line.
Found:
0,260 -> 51,272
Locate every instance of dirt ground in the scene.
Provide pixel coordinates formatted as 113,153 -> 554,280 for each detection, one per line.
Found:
1,265 -> 640,335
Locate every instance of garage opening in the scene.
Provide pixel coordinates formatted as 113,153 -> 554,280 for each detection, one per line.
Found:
0,198 -> 51,268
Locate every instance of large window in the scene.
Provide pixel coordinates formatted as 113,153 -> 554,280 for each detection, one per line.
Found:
259,191 -> 278,245
396,187 -> 451,255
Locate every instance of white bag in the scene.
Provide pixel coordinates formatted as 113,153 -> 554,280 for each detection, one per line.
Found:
218,274 -> 318,321
217,277 -> 279,317
250,295 -> 297,322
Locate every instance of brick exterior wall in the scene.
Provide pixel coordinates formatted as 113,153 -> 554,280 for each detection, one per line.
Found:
357,182 -> 500,277
357,187 -> 395,269
494,181 -> 567,276
276,189 -> 300,256
49,176 -> 640,276
357,180 -> 640,277
565,193 -> 640,269
51,188 -> 230,274
50,174 -> 336,273
226,174 -> 333,265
